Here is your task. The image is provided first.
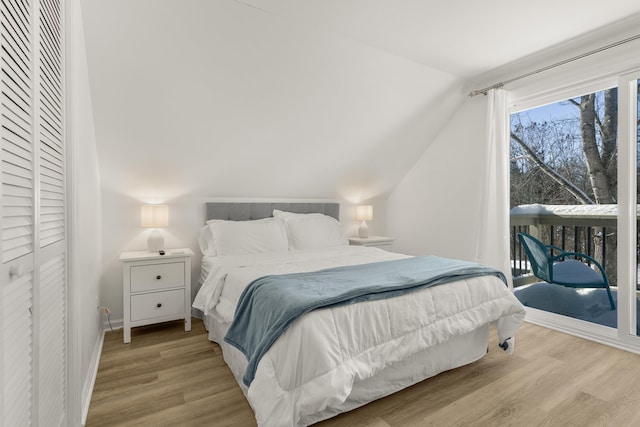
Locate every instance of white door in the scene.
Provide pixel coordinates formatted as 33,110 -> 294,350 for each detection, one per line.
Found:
1,0 -> 66,425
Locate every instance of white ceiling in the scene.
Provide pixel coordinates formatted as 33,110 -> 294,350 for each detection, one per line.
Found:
80,0 -> 640,202
233,0 -> 640,78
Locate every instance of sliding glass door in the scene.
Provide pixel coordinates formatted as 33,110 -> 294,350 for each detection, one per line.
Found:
509,71 -> 640,350
510,86 -> 619,331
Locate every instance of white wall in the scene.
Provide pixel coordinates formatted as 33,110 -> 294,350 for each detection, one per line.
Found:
82,0 -> 462,204
70,1 -> 103,420
387,96 -> 488,260
81,0 -> 466,323
387,15 -> 640,261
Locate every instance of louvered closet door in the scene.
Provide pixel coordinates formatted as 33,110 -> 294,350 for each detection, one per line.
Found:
2,273 -> 34,426
1,0 -> 66,425
36,0 -> 65,423
2,0 -> 37,425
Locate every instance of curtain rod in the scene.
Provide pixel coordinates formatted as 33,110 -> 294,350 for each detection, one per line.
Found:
468,32 -> 640,97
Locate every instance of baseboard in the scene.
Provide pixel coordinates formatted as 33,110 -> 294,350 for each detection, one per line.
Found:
81,322 -> 106,426
104,317 -> 123,331
524,307 -> 640,355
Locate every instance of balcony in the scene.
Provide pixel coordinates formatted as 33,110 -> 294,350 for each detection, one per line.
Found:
510,204 -> 640,332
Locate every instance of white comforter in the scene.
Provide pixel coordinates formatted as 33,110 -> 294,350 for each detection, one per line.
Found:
193,246 -> 525,426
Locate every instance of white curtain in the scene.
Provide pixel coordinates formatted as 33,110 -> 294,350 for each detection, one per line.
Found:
474,88 -> 513,288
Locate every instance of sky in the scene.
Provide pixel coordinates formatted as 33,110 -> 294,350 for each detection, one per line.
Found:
515,100 -> 578,124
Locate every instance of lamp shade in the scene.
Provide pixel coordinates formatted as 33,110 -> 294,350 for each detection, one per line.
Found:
141,205 -> 169,228
355,205 -> 373,221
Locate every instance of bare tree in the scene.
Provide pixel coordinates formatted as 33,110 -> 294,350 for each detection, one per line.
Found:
511,88 -> 619,284
579,92 -> 616,204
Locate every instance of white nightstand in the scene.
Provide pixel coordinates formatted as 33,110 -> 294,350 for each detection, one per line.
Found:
348,236 -> 395,251
120,248 -> 194,343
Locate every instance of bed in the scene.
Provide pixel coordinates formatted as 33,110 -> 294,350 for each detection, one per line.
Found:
192,202 -> 525,426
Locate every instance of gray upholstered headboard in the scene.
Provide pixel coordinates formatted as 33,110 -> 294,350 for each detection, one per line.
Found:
205,202 -> 340,222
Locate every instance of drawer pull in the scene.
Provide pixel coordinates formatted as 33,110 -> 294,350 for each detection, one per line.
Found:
157,303 -> 162,308
156,275 -> 162,280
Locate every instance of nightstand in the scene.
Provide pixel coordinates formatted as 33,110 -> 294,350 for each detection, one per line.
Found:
348,236 -> 395,251
120,248 -> 194,343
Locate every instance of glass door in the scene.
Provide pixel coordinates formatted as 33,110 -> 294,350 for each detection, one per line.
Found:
508,71 -> 640,352
510,87 -> 619,332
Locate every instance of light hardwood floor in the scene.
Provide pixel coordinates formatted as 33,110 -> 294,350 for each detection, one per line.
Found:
86,319 -> 640,426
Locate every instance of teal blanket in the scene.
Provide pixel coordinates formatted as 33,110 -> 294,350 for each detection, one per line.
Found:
223,256 -> 506,387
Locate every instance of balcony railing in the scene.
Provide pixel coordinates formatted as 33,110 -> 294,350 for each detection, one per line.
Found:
510,204 -> 639,289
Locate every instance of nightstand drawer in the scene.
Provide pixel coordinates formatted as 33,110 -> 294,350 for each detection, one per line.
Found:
130,289 -> 185,322
130,262 -> 185,292
121,248 -> 194,343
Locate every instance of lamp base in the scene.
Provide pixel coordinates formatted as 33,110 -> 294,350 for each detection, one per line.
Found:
147,229 -> 165,252
358,221 -> 369,238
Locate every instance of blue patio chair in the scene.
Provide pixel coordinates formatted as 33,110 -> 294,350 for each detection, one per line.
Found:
518,232 -> 615,310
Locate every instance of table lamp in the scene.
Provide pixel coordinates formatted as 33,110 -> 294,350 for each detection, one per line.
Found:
141,204 -> 169,252
355,205 -> 373,238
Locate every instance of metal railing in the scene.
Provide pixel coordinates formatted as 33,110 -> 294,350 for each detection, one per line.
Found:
510,204 -> 625,288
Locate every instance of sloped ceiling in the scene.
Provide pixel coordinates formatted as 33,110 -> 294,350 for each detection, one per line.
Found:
235,0 -> 640,78
81,0 -> 640,202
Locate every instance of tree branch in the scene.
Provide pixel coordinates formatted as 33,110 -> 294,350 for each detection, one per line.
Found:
569,97 -> 608,138
567,98 -> 580,108
511,132 -> 595,204
595,113 -> 604,140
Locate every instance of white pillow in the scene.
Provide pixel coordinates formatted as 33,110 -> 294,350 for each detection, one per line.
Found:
272,209 -> 297,220
273,210 -> 348,250
198,224 -> 217,256
199,218 -> 289,256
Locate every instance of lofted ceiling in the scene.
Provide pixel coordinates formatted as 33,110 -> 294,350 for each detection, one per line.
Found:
81,0 -> 640,202
233,0 -> 640,78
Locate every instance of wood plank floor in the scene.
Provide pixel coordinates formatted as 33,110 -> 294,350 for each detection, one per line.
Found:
86,319 -> 640,426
